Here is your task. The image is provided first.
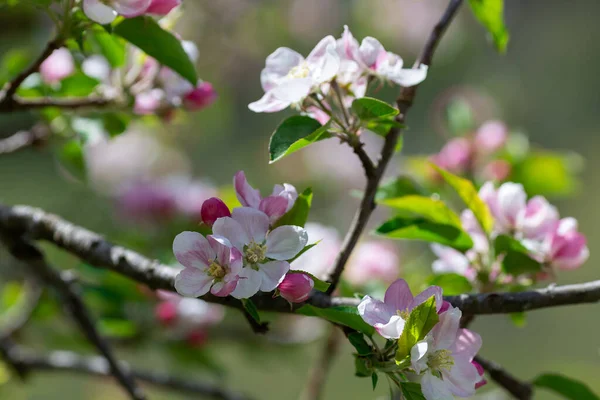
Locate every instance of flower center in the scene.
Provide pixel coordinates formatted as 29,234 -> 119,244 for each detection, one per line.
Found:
427,349 -> 454,372
207,260 -> 226,279
287,62 -> 310,79
396,309 -> 410,320
245,242 -> 267,265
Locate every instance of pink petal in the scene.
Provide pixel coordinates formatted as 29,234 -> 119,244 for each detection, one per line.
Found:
206,235 -> 231,266
258,260 -> 290,292
212,216 -> 249,251
452,328 -> 482,360
234,171 -> 261,208
411,285 -> 443,312
146,0 -> 180,15
231,207 -> 270,245
442,354 -> 478,397
230,267 -> 262,299
421,371 -> 454,400
383,279 -> 414,312
259,195 -> 289,223
39,48 -> 74,84
265,225 -> 308,260
113,0 -> 152,17
357,295 -> 395,327
359,37 -> 385,68
210,279 -> 237,297
173,231 -> 213,270
431,306 -> 461,350
174,267 -> 213,297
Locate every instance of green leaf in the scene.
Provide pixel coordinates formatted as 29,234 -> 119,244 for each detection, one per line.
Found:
296,305 -> 375,336
468,0 -> 509,52
0,48 -> 32,86
102,113 -> 130,137
379,195 -> 462,227
113,16 -> 197,85
533,373 -> 600,400
241,298 -> 261,324
348,332 -> 372,356
288,270 -> 330,292
375,176 -> 425,201
352,97 -> 399,121
58,140 -> 86,180
401,382 -> 426,400
269,116 -> 331,162
371,373 -> 379,390
375,216 -> 474,252
432,165 -> 494,235
273,188 -> 312,228
55,73 -> 100,97
446,99 -> 474,135
98,318 -> 138,338
428,273 -> 473,295
494,235 -> 542,275
354,356 -> 372,377
396,296 -> 439,362
87,26 -> 126,67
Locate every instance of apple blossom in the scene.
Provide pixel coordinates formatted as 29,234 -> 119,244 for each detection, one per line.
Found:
39,48 -> 74,84
183,82 -> 218,110
248,35 -> 340,113
358,279 -> 442,339
212,207 -> 308,298
411,304 -> 482,399
479,181 -> 527,234
474,120 -> 508,155
516,195 -> 559,240
430,243 -> 475,280
481,159 -> 511,182
133,89 -> 164,115
83,0 -> 152,24
117,180 -> 177,222
431,137 -> 472,174
234,171 -> 298,224
146,0 -> 181,15
344,241 -> 400,287
173,232 -> 243,298
291,223 -> 341,280
278,273 -> 314,303
200,198 -> 231,227
338,25 -> 428,87
542,217 -> 589,270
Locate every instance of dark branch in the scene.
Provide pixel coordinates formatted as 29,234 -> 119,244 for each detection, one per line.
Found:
0,96 -> 113,112
325,0 -> 464,293
2,344 -> 253,400
0,230 -> 146,400
475,355 -> 533,400
0,125 -> 51,155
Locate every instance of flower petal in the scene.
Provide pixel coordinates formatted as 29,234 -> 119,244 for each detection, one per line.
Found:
230,267 -> 262,299
112,0 -> 152,17
306,35 -> 340,83
410,339 -> 430,374
173,231 -> 213,269
248,91 -> 291,113
261,47 -> 304,91
421,371 -> 454,400
174,267 -> 213,297
206,235 -> 231,266
386,63 -> 428,87
265,225 -> 308,260
442,354 -> 478,397
232,207 -> 270,245
258,260 -> 290,292
359,37 -> 385,67
210,279 -> 238,297
83,0 -> 118,24
374,315 -> 405,339
259,195 -> 289,223
270,78 -> 313,104
383,279 -> 414,312
357,295 -> 395,326
234,171 -> 261,208
212,216 -> 249,251
432,305 -> 461,350
411,285 -> 443,312
451,328 -> 482,360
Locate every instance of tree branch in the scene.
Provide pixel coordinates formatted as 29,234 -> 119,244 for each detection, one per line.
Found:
1,344 -> 253,400
0,96 -> 113,112
0,125 -> 51,155
0,230 -> 147,400
325,0 -> 464,294
474,355 -> 533,400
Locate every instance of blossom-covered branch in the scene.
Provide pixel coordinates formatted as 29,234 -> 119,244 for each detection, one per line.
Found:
325,0 -> 465,293
0,228 -> 147,400
1,343 -> 253,400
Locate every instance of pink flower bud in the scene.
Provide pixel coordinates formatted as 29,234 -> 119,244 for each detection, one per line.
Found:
200,197 -> 231,227
474,120 -> 508,154
482,159 -> 511,182
183,82 -> 218,111
133,89 -> 164,115
344,242 -> 400,287
278,273 -> 314,303
472,360 -> 487,389
39,48 -> 75,84
146,0 -> 181,15
432,137 -> 472,174
546,218 -> 589,270
155,301 -> 178,326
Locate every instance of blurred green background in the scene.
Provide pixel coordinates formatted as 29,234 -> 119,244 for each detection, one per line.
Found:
1,0 -> 599,399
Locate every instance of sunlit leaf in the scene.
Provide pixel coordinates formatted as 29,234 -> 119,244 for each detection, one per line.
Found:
269,116 -> 331,162
468,0 -> 509,52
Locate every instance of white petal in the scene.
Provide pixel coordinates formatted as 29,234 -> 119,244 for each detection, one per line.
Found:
359,37 -> 385,67
375,315 -> 405,339
83,0 -> 118,24
230,267 -> 262,299
248,91 -> 291,113
261,47 -> 304,91
387,64 -> 428,87
306,35 -> 340,83
258,260 -> 290,292
172,231 -> 213,270
432,306 -> 461,350
270,78 -> 313,104
174,268 -> 213,297
357,295 -> 395,326
232,207 -> 270,245
265,225 -> 308,260
442,354 -> 478,397
212,216 -> 249,250
207,235 -> 231,266
410,339 -> 430,374
112,0 -> 152,17
421,371 -> 454,400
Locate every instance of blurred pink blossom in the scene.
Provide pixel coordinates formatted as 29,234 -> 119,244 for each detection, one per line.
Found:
83,0 -> 151,24
474,120 -> 508,155
39,48 -> 74,84
183,82 -> 218,110
134,89 -> 164,115
543,218 -> 589,270
344,241 -> 400,287
291,223 -> 341,280
431,137 -> 472,174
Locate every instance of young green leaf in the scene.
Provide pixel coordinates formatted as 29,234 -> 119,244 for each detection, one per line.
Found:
494,235 -> 542,275
379,195 -> 462,227
375,216 -> 474,252
288,242 -> 318,263
54,73 -> 100,97
352,97 -> 399,121
533,373 -> 600,400
287,270 -> 330,292
241,298 -> 261,324
401,382 -> 426,400
371,373 -> 379,390
113,16 -> 197,85
428,273 -> 473,295
87,26 -> 126,67
273,188 -> 312,228
396,296 -> 439,362
432,164 -> 494,235
348,332 -> 372,356
296,305 -> 375,336
269,116 -> 330,162
468,0 -> 509,53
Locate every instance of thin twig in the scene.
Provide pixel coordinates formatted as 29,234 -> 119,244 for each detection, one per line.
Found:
300,327 -> 341,400
474,355 -> 533,400
2,344 -> 253,400
0,96 -> 113,112
325,0 -> 465,294
0,125 -> 50,155
0,231 -> 147,400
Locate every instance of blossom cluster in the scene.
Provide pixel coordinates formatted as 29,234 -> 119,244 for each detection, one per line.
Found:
359,279 -> 485,399
173,172 -> 310,300
249,25 -> 426,117
432,181 -> 588,284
